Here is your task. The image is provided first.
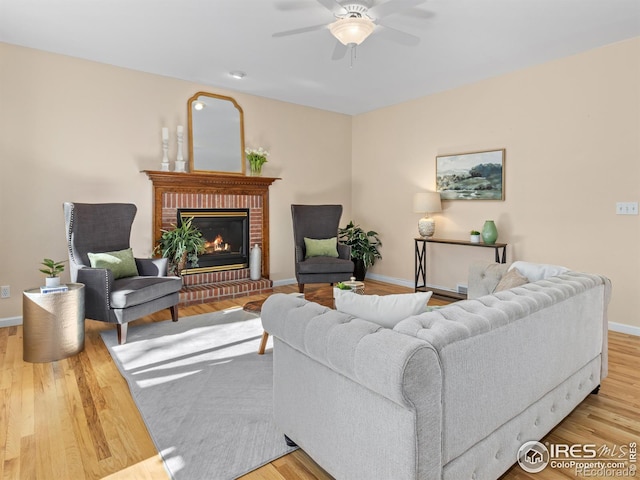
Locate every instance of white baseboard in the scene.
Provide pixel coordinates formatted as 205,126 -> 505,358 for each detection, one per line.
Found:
272,278 -> 297,287
608,321 -> 640,337
0,316 -> 22,327
365,273 -> 414,289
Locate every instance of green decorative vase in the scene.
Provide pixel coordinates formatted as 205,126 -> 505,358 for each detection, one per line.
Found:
481,220 -> 498,245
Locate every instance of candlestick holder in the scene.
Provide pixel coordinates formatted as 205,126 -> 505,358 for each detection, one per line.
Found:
161,136 -> 170,172
174,126 -> 186,173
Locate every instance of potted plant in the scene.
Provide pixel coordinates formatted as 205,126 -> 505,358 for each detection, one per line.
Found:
40,258 -> 66,287
156,217 -> 206,276
338,221 -> 382,281
245,146 -> 269,176
470,230 -> 481,243
333,281 -> 353,299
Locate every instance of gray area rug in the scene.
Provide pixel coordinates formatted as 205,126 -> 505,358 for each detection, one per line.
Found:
101,307 -> 295,480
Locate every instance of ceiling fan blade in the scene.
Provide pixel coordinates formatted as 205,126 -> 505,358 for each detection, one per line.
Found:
274,1 -> 315,11
316,0 -> 347,14
331,40 -> 348,60
376,23 -> 421,46
272,23 -> 328,38
368,0 -> 426,19
400,7 -> 434,19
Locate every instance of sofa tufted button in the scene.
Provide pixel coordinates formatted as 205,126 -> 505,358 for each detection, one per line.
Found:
589,374 -> 594,380
534,418 -> 540,426
578,383 -> 583,390
472,472 -> 477,480
566,393 -> 571,400
517,433 -> 522,441
495,450 -> 502,459
550,405 -> 556,413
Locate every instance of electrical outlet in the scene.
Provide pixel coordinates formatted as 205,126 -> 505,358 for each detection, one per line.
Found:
1,285 -> 9,299
616,202 -> 639,215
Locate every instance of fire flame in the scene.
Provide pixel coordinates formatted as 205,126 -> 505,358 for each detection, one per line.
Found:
204,234 -> 230,253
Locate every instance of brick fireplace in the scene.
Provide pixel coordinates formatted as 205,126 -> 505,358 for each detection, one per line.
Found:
144,171 -> 279,306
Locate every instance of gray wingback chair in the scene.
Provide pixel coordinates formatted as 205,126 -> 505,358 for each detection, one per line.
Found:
64,202 -> 182,344
291,204 -> 354,293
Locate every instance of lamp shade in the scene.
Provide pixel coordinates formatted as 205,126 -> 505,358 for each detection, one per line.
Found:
412,192 -> 442,214
329,17 -> 375,46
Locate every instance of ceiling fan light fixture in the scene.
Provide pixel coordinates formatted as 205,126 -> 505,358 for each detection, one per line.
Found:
329,17 -> 375,46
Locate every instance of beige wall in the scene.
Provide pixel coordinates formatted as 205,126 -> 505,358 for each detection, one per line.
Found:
352,37 -> 640,329
2,39 -> 639,330
0,43 -> 352,318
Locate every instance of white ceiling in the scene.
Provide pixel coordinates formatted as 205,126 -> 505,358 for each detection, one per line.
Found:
2,0 -> 639,115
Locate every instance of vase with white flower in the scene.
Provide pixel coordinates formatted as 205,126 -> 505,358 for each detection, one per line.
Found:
245,147 -> 269,176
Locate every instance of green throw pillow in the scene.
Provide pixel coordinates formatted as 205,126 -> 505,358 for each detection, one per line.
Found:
88,248 -> 139,279
304,237 -> 339,258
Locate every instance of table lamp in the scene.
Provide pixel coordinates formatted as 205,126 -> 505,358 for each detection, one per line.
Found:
413,192 -> 442,238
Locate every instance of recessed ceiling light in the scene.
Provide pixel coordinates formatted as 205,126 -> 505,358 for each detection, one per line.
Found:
230,71 -> 246,79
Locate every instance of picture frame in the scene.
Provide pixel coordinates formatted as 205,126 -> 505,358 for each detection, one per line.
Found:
436,149 -> 505,200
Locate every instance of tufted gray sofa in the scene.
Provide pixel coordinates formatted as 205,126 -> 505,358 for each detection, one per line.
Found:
262,269 -> 611,480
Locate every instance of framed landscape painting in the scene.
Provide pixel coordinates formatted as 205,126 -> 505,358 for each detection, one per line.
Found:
436,149 -> 505,200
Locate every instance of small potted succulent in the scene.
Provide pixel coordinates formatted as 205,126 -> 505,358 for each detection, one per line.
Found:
470,230 -> 481,243
333,281 -> 353,299
40,258 -> 66,287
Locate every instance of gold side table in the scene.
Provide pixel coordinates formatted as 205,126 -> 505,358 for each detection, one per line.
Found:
22,283 -> 85,363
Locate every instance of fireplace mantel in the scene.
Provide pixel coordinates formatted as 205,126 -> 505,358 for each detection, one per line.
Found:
144,171 -> 280,304
144,170 -> 280,190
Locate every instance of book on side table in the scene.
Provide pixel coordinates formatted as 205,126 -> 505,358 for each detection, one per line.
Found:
40,285 -> 69,294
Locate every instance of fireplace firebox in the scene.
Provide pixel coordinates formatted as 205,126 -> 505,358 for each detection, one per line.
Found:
178,208 -> 249,274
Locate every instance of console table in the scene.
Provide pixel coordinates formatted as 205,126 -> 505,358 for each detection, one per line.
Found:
415,237 -> 508,300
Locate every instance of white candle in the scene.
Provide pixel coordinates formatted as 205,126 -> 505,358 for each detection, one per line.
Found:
177,125 -> 183,135
162,127 -> 169,141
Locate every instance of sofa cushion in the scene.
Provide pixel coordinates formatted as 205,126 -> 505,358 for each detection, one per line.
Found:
335,291 -> 433,328
493,267 -> 528,292
88,248 -> 139,279
304,236 -> 339,258
110,276 -> 182,309
508,261 -> 569,282
297,256 -> 354,274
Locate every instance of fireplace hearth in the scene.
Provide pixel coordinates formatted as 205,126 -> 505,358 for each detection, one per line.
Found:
145,171 -> 279,306
178,208 -> 249,274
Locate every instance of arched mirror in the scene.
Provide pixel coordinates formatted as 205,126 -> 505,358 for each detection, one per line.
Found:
188,92 -> 245,174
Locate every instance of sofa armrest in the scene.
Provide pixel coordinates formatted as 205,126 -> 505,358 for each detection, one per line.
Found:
337,242 -> 351,260
136,257 -> 168,276
77,267 -> 114,322
262,293 -> 441,408
467,261 -> 510,299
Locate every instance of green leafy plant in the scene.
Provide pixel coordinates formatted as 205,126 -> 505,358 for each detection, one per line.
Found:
245,146 -> 269,173
338,221 -> 382,269
335,282 -> 352,290
39,258 -> 66,277
470,230 -> 480,235
155,217 -> 206,275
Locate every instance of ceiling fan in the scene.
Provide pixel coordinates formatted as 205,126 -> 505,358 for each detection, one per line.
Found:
273,0 -> 427,61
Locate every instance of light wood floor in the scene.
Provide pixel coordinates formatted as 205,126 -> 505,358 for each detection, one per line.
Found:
1,280 -> 638,479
